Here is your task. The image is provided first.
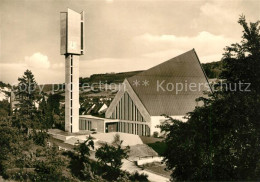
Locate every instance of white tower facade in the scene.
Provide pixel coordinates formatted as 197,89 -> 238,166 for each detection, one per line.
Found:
60,8 -> 84,133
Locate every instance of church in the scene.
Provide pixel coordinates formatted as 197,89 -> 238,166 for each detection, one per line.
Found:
79,49 -> 211,136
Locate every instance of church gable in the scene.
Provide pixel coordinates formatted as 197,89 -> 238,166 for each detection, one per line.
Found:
105,79 -> 150,123
110,92 -> 144,121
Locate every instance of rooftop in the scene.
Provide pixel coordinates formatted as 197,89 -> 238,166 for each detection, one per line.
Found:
127,49 -> 210,116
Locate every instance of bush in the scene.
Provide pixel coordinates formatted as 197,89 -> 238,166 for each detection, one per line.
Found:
128,171 -> 149,181
32,130 -> 49,146
153,131 -> 159,138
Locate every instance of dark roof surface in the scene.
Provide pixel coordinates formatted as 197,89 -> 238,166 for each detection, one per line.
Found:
127,49 -> 210,116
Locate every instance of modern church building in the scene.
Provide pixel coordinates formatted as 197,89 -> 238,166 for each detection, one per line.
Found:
79,49 -> 211,136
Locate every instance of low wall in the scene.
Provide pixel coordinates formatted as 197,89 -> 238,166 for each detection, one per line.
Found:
51,133 -> 74,141
136,156 -> 163,165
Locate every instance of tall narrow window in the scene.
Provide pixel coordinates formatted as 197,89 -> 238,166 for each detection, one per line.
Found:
119,101 -> 121,119
132,101 -> 134,121
81,22 -> 84,50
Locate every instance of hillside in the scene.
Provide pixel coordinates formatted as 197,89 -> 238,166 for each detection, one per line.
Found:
79,70 -> 143,85
1,62 -> 223,94
79,61 -> 223,84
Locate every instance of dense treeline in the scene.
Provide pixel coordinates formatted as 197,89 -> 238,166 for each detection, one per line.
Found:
161,16 -> 260,181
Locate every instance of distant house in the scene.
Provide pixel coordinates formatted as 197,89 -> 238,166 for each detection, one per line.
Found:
79,49 -> 211,136
98,103 -> 108,114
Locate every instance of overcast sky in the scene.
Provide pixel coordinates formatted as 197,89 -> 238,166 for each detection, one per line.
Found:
0,0 -> 259,84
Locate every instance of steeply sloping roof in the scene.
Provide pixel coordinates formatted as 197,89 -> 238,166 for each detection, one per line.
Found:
127,49 -> 210,116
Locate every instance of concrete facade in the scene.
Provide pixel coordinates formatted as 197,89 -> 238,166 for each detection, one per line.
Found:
79,115 -> 120,133
65,55 -> 80,132
61,8 -> 84,133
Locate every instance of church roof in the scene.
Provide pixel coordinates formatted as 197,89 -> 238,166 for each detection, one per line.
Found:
126,49 -> 210,116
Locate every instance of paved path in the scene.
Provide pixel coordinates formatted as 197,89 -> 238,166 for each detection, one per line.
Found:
121,159 -> 170,182
50,135 -> 169,181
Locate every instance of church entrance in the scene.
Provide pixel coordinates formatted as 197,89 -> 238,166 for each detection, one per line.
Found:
105,122 -> 118,133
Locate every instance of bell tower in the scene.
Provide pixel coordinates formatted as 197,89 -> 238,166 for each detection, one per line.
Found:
60,8 -> 84,133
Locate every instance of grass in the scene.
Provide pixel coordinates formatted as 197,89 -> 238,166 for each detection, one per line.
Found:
139,136 -> 164,144
143,162 -> 171,178
147,142 -> 167,156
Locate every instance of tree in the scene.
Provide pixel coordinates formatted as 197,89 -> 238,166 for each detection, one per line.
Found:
67,137 -> 95,180
95,141 -> 129,180
160,16 -> 260,181
95,136 -> 130,170
14,70 -> 39,132
75,137 -> 94,162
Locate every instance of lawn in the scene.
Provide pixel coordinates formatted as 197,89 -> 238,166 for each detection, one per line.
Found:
147,142 -> 167,156
143,162 -> 171,178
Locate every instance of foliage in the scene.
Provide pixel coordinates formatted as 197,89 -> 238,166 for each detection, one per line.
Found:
95,136 -> 130,180
0,100 -> 10,117
202,61 -> 223,78
0,118 -> 35,179
31,130 -> 49,147
66,137 -> 95,180
153,131 -> 159,138
128,171 -> 149,182
34,145 -> 68,181
13,70 -> 40,131
0,81 -> 11,88
96,138 -> 129,170
75,137 -> 94,162
160,15 -> 260,181
47,93 -> 62,115
0,118 -> 21,174
38,93 -> 64,130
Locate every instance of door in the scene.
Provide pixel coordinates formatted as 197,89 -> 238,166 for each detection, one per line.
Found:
106,123 -> 118,133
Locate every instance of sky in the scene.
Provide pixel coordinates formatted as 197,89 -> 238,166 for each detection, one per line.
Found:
0,0 -> 259,84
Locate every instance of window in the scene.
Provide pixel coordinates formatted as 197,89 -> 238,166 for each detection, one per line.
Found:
81,22 -> 84,50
